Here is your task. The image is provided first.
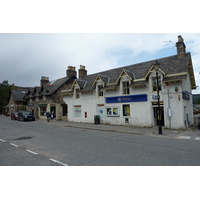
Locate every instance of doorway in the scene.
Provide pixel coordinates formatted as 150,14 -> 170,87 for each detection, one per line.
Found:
50,106 -> 56,116
153,107 -> 165,126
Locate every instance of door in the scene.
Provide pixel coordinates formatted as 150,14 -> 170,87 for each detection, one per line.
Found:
50,106 -> 56,117
153,107 -> 164,126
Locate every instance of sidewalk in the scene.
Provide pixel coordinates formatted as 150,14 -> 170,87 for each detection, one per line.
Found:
35,119 -> 200,139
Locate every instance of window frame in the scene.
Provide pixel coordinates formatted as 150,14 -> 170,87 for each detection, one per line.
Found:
106,107 -> 119,117
152,77 -> 161,92
122,81 -> 130,95
75,89 -> 80,99
122,104 -> 130,116
98,85 -> 104,97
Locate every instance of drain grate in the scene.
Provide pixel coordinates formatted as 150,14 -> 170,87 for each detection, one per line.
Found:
15,136 -> 32,140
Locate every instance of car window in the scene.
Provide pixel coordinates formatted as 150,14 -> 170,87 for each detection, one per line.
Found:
21,111 -> 31,115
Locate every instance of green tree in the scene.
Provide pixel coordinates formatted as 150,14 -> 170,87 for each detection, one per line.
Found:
0,80 -> 11,114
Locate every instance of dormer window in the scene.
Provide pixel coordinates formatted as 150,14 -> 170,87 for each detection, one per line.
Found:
122,81 -> 130,95
75,89 -> 80,99
152,77 -> 161,92
98,85 -> 103,97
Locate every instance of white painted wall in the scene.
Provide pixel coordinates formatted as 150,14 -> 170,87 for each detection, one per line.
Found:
63,70 -> 194,129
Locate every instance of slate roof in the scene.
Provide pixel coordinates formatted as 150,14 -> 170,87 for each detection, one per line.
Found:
12,87 -> 30,102
64,52 -> 195,93
45,77 -> 70,95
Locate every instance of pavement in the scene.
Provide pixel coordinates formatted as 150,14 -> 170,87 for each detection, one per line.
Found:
35,118 -> 200,139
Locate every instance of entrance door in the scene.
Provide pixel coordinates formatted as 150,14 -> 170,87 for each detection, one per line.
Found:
153,107 -> 164,126
50,106 -> 56,116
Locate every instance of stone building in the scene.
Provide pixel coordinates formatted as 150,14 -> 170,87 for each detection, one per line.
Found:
61,36 -> 196,129
7,85 -> 30,114
7,66 -> 78,120
23,66 -> 77,120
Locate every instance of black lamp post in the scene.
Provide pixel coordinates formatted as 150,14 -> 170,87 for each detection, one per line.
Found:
153,60 -> 162,134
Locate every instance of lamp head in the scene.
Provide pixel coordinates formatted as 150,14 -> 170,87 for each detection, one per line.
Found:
153,60 -> 160,71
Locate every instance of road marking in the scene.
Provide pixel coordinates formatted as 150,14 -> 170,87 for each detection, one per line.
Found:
0,139 -> 5,142
26,149 -> 38,155
178,136 -> 191,140
49,158 -> 68,166
10,143 -> 18,147
195,137 -> 200,140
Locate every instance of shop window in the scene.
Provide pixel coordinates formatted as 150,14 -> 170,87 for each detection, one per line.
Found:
123,104 -> 130,116
152,77 -> 161,92
74,106 -> 81,118
40,106 -> 47,116
98,85 -> 103,97
122,81 -> 130,95
107,107 -> 119,116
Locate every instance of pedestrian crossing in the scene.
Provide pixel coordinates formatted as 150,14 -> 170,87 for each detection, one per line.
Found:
178,136 -> 200,140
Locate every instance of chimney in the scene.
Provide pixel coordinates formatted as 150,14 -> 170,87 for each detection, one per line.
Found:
66,66 -> 77,78
40,76 -> 49,86
176,35 -> 186,58
79,65 -> 87,79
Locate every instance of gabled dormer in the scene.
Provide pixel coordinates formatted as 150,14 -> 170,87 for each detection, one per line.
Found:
92,74 -> 110,86
116,69 -> 136,83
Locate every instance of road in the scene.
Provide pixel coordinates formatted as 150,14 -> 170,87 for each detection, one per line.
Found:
0,115 -> 200,166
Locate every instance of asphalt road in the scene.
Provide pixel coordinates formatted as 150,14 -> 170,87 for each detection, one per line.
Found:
1,115 -> 200,166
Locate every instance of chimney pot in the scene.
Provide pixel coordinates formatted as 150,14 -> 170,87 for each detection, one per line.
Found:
40,76 -> 49,86
66,66 -> 77,78
79,65 -> 87,79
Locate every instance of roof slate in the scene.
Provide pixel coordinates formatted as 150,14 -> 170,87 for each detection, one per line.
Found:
67,53 -> 192,93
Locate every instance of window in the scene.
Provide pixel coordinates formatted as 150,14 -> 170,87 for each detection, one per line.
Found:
98,85 -> 103,97
152,77 -> 161,92
62,104 -> 68,116
40,106 -> 47,116
122,81 -> 130,95
74,106 -> 81,118
107,107 -> 119,116
123,104 -> 130,116
75,89 -> 80,99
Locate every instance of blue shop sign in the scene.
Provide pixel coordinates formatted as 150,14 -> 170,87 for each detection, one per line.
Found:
182,91 -> 190,101
106,94 -> 147,103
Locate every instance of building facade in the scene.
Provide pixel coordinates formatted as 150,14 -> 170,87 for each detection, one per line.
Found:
62,36 -> 196,129
7,66 -> 77,120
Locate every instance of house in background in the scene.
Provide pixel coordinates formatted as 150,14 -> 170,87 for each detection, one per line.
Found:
23,66 -> 77,120
7,85 -> 30,114
7,66 -> 77,120
61,35 -> 196,129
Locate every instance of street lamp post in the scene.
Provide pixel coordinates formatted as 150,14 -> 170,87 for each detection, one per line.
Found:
153,60 -> 162,134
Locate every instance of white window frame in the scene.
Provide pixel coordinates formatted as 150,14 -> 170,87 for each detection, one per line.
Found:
122,81 -> 130,95
98,85 -> 104,97
106,107 -> 119,117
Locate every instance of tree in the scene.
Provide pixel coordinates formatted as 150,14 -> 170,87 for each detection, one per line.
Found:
0,80 -> 11,114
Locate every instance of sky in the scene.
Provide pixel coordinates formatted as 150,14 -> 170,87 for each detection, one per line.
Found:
0,33 -> 200,94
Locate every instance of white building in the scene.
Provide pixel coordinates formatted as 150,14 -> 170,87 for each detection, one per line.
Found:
61,36 -> 196,129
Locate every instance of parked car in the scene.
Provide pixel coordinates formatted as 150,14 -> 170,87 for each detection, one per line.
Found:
17,111 -> 35,121
11,112 -> 18,120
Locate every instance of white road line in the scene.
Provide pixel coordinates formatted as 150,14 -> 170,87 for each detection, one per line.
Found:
10,143 -> 19,147
49,158 -> 68,166
195,137 -> 200,141
0,139 -> 5,142
178,136 -> 191,140
26,149 -> 38,155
